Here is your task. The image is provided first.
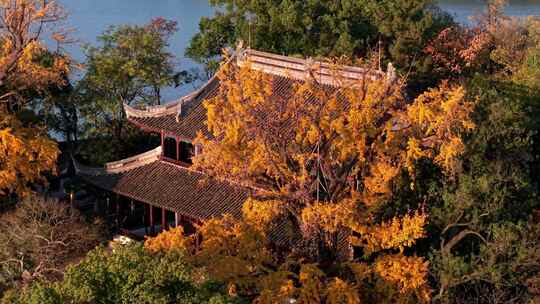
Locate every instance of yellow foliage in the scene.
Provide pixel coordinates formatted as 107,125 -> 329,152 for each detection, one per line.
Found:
374,255 -> 431,301
405,83 -> 474,176
297,264 -> 325,304
242,198 -> 284,227
0,1 -> 68,197
362,158 -> 400,199
0,0 -> 70,103
350,210 -> 428,255
144,226 -> 188,253
301,200 -> 355,234
0,116 -> 59,196
326,278 -> 361,304
186,56 -> 475,303
188,215 -> 277,293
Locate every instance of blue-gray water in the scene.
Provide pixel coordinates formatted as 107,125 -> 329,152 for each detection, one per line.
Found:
439,0 -> 540,24
58,0 -> 540,101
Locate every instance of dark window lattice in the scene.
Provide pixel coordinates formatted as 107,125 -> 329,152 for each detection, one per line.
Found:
163,137 -> 177,160
179,141 -> 194,164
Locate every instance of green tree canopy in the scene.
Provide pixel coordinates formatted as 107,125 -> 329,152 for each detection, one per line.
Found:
2,244 -> 243,304
186,0 -> 452,89
419,8 -> 540,302
78,18 -> 181,142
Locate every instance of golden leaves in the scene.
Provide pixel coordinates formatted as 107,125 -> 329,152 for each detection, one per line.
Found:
326,278 -> 362,304
301,200 -> 355,234
297,264 -> 325,303
0,116 -> 59,196
242,198 -> 284,227
351,210 -> 427,255
188,56 -> 476,303
404,83 -> 475,175
362,158 -> 400,199
374,255 -> 431,301
0,0 -> 70,104
186,215 -> 276,292
144,226 -> 187,253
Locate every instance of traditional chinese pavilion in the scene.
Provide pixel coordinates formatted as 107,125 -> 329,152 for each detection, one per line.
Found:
73,46 -> 392,243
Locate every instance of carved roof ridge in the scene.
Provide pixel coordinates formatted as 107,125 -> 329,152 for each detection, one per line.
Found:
125,47 -> 396,120
72,145 -> 264,193
237,48 -> 391,86
124,54 -> 238,120
72,146 -> 162,176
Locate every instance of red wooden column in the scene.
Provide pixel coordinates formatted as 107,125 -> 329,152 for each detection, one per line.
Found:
115,194 -> 120,229
160,131 -> 164,155
149,205 -> 155,235
161,208 -> 167,231
143,204 -> 148,235
176,138 -> 180,161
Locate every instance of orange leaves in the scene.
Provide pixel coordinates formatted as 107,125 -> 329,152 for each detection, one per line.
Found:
350,210 -> 428,255
144,226 -> 188,253
405,83 -> 475,175
186,215 -> 275,291
374,255 -> 431,301
242,198 -> 284,227
326,278 -> 361,304
0,0 -> 70,104
362,158 -> 400,199
190,56 -> 476,302
301,201 -> 353,234
0,116 -> 59,196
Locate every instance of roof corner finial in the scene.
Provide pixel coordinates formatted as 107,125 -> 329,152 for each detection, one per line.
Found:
236,40 -> 249,64
176,102 -> 182,123
236,40 -> 245,52
304,57 -> 315,73
304,57 -> 321,81
386,62 -> 397,82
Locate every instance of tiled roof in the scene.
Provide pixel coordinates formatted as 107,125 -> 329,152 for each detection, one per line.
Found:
74,148 -> 249,221
73,147 -> 351,255
127,77 -> 219,140
124,48 -> 393,141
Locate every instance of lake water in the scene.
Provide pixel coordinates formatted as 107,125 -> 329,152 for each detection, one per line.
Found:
58,0 -> 540,100
439,0 -> 540,23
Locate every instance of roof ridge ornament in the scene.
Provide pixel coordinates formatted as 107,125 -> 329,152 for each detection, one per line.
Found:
386,62 -> 397,83
236,39 -> 248,64
176,102 -> 182,123
236,39 -> 244,50
303,57 -> 323,83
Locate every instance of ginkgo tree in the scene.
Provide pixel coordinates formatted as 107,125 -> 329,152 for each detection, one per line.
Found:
146,54 -> 475,303
0,117 -> 58,196
0,0 -> 70,197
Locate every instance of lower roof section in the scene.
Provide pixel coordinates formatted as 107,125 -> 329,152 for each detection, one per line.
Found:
73,147 -> 350,255
74,148 -> 249,221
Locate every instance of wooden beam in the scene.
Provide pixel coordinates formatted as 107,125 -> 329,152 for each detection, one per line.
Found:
175,212 -> 179,228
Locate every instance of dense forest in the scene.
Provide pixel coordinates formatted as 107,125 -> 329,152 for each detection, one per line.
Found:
1,0 -> 539,303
